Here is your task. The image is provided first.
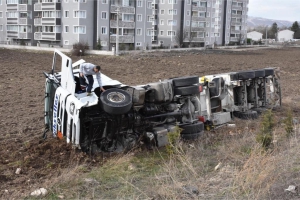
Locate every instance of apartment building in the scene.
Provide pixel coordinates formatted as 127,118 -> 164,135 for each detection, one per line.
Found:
0,0 -> 248,50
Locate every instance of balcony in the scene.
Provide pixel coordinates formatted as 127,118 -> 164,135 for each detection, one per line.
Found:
18,32 -> 31,39
34,3 -> 42,11
7,31 -> 19,38
34,18 -> 61,26
231,21 -> 242,26
6,4 -> 18,10
34,2 -> 60,11
192,16 -> 206,21
232,5 -> 243,10
7,18 -> 18,24
111,5 -> 135,14
18,4 -> 29,11
34,18 -> 42,26
193,37 -> 205,42
110,35 -> 134,43
192,27 -> 206,31
230,38 -> 239,42
230,29 -> 242,34
19,18 -> 28,25
192,7 -> 207,12
34,32 -> 61,41
110,20 -> 135,28
231,14 -> 243,18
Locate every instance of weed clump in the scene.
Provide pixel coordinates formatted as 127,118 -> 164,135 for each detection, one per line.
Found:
72,42 -> 89,56
166,126 -> 181,155
256,109 -> 275,149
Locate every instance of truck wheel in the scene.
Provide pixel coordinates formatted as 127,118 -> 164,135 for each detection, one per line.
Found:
172,76 -> 199,87
100,88 -> 132,115
233,110 -> 258,120
174,85 -> 200,96
264,68 -> 274,76
254,69 -> 265,78
181,131 -> 204,140
180,121 -> 204,134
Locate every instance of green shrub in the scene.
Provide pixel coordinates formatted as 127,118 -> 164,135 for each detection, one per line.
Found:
71,42 -> 89,56
128,44 -> 134,50
96,37 -> 102,50
166,126 -> 181,155
256,109 -> 275,149
119,43 -> 126,51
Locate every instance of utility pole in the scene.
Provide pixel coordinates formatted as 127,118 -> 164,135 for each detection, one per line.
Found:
266,26 -> 268,45
116,7 -> 120,56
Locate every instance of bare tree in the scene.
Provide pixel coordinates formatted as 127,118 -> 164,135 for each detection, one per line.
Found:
187,30 -> 196,47
174,29 -> 188,47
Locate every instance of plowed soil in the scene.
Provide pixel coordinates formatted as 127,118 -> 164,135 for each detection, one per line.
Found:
0,47 -> 300,198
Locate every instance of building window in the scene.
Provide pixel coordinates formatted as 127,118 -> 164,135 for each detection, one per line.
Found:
123,14 -> 134,21
147,15 -> 153,22
0,12 -> 2,18
199,12 -> 206,17
136,42 -> 142,46
137,28 -> 142,35
42,11 -> 61,18
159,40 -> 164,44
137,14 -> 142,21
160,20 -> 164,25
214,33 -> 220,37
102,0 -> 107,3
168,9 -> 177,15
6,0 -> 18,4
200,1 -> 207,7
137,0 -> 142,7
147,1 -> 152,8
167,31 -> 175,36
64,40 -> 69,45
74,26 -> 86,34
101,27 -> 107,34
74,10 -> 86,18
0,0 -> 2,5
160,9 -> 165,15
206,32 -> 209,37
64,26 -> 69,33
168,20 -> 177,26
160,30 -> 164,35
0,25 -> 3,31
186,20 -> 190,26
187,10 -> 190,16
160,0 -> 164,3
101,12 -> 107,19
187,0 -> 190,4
65,10 -> 69,18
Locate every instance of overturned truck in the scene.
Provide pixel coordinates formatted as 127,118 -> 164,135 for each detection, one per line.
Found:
43,50 -> 281,153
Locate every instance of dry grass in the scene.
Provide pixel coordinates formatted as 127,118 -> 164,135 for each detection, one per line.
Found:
34,111 -> 300,200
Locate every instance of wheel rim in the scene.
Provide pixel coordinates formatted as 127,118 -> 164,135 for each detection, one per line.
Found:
107,92 -> 126,103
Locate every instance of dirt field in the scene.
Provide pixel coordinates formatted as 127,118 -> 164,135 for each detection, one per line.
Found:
0,47 -> 300,198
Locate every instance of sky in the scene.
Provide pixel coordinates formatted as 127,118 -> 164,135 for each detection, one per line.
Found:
248,0 -> 300,22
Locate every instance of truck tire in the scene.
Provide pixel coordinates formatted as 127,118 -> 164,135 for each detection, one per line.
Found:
233,110 -> 258,120
180,121 -> 204,134
254,69 -> 265,78
100,88 -> 132,115
264,68 -> 274,76
172,76 -> 199,87
181,131 -> 204,140
237,71 -> 255,80
174,85 -> 200,96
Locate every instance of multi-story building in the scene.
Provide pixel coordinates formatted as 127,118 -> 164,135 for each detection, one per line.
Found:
0,0 -> 249,50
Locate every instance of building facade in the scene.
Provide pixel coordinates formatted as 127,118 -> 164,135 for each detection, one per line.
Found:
0,0 -> 249,50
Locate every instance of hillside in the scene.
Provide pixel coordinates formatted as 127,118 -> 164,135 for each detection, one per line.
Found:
247,16 -> 296,28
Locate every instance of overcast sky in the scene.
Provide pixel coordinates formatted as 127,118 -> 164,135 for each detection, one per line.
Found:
248,0 -> 300,22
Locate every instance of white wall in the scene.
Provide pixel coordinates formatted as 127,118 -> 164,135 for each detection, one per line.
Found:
247,31 -> 263,41
278,30 -> 294,42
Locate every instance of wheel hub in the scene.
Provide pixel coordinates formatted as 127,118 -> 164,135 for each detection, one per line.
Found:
107,92 -> 126,103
